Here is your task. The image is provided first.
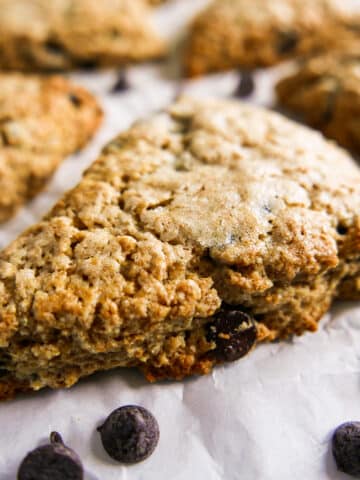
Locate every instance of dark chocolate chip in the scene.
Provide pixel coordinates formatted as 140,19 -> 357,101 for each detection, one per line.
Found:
336,224 -> 348,235
277,31 -> 299,54
69,94 -> 82,108
44,40 -> 64,55
78,59 -> 99,70
332,422 -> 360,476
0,368 -> 9,377
111,71 -> 130,94
234,71 -> 255,98
17,431 -> 83,480
207,309 -> 257,362
97,405 -> 159,464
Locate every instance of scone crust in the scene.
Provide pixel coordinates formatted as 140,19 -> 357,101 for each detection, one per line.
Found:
0,97 -> 359,398
0,73 -> 103,222
184,0 -> 359,76
0,0 -> 165,71
276,48 -> 360,154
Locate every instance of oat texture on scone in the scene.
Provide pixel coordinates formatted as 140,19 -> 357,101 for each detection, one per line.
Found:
184,0 -> 360,76
0,73 -> 102,223
0,97 -> 359,399
276,48 -> 360,154
0,0 -> 165,71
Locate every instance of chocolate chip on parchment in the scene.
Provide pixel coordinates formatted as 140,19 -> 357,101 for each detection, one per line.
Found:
111,71 -> 130,94
332,422 -> 360,477
17,431 -> 83,480
97,405 -> 159,464
234,71 -> 255,98
207,309 -> 257,362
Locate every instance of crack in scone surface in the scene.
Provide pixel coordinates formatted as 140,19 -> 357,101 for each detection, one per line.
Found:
0,97 -> 359,393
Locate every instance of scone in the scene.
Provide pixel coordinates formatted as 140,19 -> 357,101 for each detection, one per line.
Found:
0,0 -> 165,71
0,97 -> 359,399
184,0 -> 360,76
0,73 -> 102,223
276,49 -> 360,154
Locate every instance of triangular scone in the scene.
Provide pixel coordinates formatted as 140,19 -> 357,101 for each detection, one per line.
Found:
184,0 -> 360,76
0,0 -> 165,71
0,97 -> 359,399
0,73 -> 102,223
276,48 -> 360,155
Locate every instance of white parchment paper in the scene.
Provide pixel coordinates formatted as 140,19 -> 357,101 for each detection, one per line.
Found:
0,1 -> 360,479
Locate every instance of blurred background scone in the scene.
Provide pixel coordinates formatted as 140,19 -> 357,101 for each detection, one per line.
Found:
0,0 -> 165,71
276,47 -> 360,155
0,73 -> 102,223
184,0 -> 360,76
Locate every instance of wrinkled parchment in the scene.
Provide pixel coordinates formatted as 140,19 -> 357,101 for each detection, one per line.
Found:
0,1 -> 359,478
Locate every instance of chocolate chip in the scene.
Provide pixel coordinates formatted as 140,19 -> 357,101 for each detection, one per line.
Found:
44,40 -> 64,55
78,59 -> 99,70
111,71 -> 129,94
332,422 -> 360,476
97,405 -> 159,464
207,309 -> 257,362
17,431 -> 83,480
234,71 -> 255,98
69,94 -> 82,108
336,224 -> 348,235
277,31 -> 299,54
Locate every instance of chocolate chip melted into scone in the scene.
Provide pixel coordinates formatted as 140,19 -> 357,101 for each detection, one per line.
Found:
0,0 -> 165,71
276,49 -> 360,154
0,97 -> 359,398
184,0 -> 360,76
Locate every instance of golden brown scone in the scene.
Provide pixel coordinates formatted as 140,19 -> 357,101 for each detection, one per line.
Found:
0,0 -> 165,71
0,73 -> 102,223
0,96 -> 359,399
184,0 -> 360,77
276,48 -> 360,154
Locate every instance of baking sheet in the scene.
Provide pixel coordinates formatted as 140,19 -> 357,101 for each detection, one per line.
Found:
1,1 -> 360,478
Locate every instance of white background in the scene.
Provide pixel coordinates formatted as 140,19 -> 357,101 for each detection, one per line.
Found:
0,1 -> 359,479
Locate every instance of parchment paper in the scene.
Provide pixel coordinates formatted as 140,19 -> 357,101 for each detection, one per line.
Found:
0,1 -> 360,479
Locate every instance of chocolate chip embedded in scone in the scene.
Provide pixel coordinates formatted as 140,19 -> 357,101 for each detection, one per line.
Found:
276,48 -> 360,154
0,96 -> 359,399
206,310 -> 257,362
0,0 -> 165,72
184,0 -> 360,76
0,73 -> 102,223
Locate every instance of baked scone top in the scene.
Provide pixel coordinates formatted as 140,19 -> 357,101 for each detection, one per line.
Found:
198,0 -> 354,26
184,0 -> 359,75
0,0 -> 164,71
0,73 -> 102,154
0,98 -> 359,392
